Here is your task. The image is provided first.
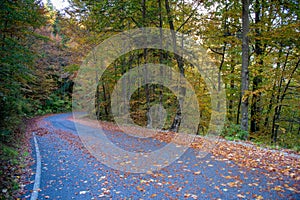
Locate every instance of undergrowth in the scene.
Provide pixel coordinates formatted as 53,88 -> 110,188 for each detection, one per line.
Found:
0,122 -> 31,200
222,122 -> 300,153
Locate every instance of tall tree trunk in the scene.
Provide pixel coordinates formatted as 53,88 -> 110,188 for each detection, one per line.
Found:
96,85 -> 102,119
271,50 -> 288,142
264,44 -> 283,128
120,55 -> 129,123
141,0 -> 152,128
158,0 -> 164,127
229,61 -> 235,121
165,0 -> 185,132
237,94 -> 242,124
101,80 -> 109,118
251,0 -> 263,133
271,58 -> 299,143
240,0 -> 250,138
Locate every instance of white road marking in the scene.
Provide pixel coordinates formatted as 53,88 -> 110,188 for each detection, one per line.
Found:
30,132 -> 41,200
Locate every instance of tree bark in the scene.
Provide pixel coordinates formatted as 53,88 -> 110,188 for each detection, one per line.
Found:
165,0 -> 185,132
229,61 -> 235,121
141,0 -> 152,128
101,80 -> 109,118
271,58 -> 299,143
158,0 -> 164,127
240,0 -> 250,138
251,0 -> 263,133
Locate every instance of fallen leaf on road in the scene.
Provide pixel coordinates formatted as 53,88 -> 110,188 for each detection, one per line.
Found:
237,194 -> 245,198
136,185 -> 145,192
150,194 -> 157,198
255,195 -> 264,200
273,186 -> 284,191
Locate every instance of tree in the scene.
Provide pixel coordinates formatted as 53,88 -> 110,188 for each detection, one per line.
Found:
0,0 -> 47,133
240,0 -> 250,137
250,0 -> 263,133
65,0 -> 299,148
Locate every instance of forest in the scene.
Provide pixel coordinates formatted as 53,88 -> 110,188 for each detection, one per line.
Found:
0,0 -> 299,196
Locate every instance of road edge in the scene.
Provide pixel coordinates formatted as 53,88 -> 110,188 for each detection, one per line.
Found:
30,132 -> 41,200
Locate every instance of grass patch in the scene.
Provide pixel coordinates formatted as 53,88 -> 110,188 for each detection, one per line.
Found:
0,124 -> 29,200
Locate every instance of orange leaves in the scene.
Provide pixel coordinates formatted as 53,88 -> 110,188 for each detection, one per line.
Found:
136,185 -> 145,192
214,185 -> 220,190
255,195 -> 264,200
184,193 -> 198,199
224,175 -> 234,179
208,140 -> 300,181
248,182 -> 259,187
283,183 -> 299,193
146,170 -> 153,175
150,193 -> 157,198
237,194 -> 246,198
227,181 -> 240,188
272,186 -> 284,192
221,174 -> 239,180
289,173 -> 297,179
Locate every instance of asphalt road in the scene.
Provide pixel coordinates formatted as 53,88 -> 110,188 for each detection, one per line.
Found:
23,113 -> 299,199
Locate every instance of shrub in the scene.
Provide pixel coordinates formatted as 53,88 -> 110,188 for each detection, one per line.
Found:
222,122 -> 248,141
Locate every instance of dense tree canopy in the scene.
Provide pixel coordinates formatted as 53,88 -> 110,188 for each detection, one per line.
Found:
63,0 -> 299,148
1,0 -> 299,149
0,0 -> 47,134
0,0 -> 299,197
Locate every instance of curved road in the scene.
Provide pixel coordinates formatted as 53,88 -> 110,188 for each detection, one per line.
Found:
23,113 -> 299,199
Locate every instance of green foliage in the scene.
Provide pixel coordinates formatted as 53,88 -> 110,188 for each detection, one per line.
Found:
0,1 -> 75,197
65,64 -> 80,73
278,132 -> 300,152
0,0 -> 47,131
66,0 -> 299,150
222,122 -> 248,141
128,84 -> 179,129
1,144 -> 18,159
36,94 -> 72,115
0,143 -> 20,199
